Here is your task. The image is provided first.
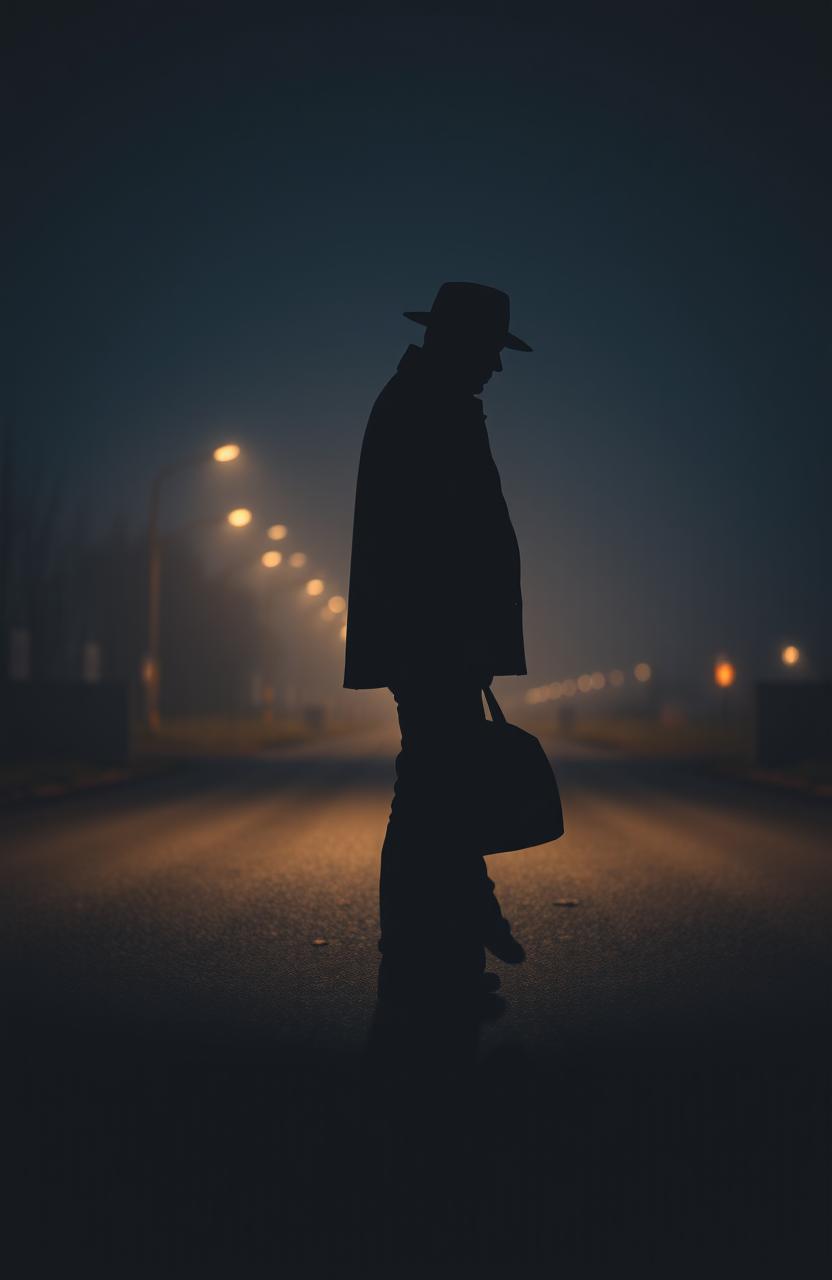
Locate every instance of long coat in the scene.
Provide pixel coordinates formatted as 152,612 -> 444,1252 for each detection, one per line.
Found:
343,344 -> 527,690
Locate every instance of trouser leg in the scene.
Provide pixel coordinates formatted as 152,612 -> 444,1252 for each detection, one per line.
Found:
378,682 -> 488,991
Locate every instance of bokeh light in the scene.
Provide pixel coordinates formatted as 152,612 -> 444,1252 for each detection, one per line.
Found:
305,578 -> 325,596
781,644 -> 800,666
714,659 -> 735,688
213,443 -> 240,463
590,671 -> 606,690
577,674 -> 592,693
562,679 -> 577,697
289,552 -> 307,568
267,524 -> 288,541
327,595 -> 347,614
634,662 -> 652,683
261,551 -> 282,568
609,669 -> 625,687
227,507 -> 253,528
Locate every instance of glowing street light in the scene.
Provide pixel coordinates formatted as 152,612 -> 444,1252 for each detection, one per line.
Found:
634,662 -> 652,683
288,552 -> 307,568
714,656 -> 736,729
577,674 -> 592,693
261,550 -> 282,568
267,524 -> 288,541
213,443 -> 241,463
714,659 -> 735,689
590,671 -> 606,690
781,644 -> 800,667
327,595 -> 347,614
227,507 -> 253,528
305,578 -> 325,596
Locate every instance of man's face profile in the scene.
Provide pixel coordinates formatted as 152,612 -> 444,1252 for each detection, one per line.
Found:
424,329 -> 504,395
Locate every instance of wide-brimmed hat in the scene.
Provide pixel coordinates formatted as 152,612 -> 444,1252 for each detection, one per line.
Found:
403,281 -> 532,352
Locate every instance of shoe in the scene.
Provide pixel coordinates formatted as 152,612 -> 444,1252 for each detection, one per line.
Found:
379,987 -> 506,1022
377,964 -> 503,1013
483,919 -> 526,964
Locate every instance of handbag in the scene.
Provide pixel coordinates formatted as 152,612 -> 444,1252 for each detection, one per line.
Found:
473,685 -> 565,855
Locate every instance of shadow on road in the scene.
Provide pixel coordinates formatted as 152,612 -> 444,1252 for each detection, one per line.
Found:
6,982 -> 831,1279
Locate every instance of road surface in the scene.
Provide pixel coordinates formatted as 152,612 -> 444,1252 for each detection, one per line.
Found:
2,727 -> 831,1278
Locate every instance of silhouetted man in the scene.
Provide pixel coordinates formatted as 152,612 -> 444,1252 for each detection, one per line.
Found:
344,282 -> 531,1009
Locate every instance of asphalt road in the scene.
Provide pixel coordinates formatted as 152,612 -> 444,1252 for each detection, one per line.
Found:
2,727 -> 831,1278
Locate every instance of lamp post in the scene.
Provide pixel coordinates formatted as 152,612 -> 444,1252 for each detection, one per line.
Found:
145,444 -> 241,730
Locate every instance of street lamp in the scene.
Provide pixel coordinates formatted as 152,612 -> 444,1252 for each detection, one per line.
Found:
145,444 -> 241,730
714,656 -> 736,730
714,659 -> 735,689
781,644 -> 800,667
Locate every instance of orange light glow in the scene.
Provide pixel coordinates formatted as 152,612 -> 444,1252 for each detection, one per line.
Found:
227,507 -> 253,528
714,660 -> 735,688
781,645 -> 800,666
261,551 -> 282,568
577,674 -> 592,693
288,552 -> 307,568
634,662 -> 652,683
340,624 -> 348,641
213,443 -> 240,463
562,679 -> 577,697
305,578 -> 325,596
267,524 -> 288,541
327,595 -> 347,614
609,669 -> 625,687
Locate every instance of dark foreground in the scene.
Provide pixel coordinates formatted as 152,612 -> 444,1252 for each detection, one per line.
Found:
3,728 -> 831,1278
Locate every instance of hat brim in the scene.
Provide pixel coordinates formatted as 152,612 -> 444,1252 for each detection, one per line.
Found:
403,311 -> 532,352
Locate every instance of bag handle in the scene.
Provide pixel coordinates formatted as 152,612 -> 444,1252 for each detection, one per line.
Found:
482,685 -> 507,724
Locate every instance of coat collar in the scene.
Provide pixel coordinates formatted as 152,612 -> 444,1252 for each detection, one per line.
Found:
395,344 -> 485,416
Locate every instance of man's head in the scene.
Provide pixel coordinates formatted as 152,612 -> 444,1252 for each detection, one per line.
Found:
422,325 -> 503,395
403,281 -> 531,394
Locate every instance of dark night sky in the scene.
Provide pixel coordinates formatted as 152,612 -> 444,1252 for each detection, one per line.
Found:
6,3 -> 831,697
